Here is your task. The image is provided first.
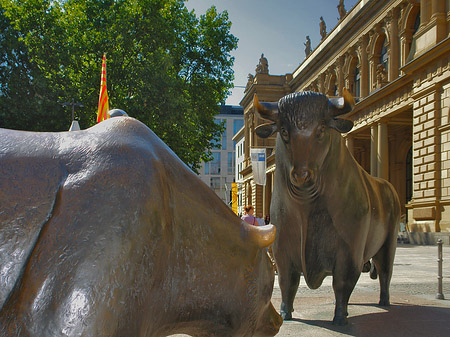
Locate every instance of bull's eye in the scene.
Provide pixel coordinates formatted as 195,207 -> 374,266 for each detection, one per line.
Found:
280,127 -> 289,141
316,125 -> 326,139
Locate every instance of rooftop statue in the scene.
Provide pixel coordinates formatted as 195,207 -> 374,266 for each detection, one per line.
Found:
255,53 -> 269,74
338,0 -> 347,20
304,36 -> 312,57
245,73 -> 255,92
320,16 -> 327,40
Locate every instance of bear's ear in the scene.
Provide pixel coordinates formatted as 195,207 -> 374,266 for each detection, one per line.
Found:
329,118 -> 354,133
255,123 -> 278,138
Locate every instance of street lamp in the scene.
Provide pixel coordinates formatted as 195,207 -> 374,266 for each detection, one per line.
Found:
62,99 -> 84,131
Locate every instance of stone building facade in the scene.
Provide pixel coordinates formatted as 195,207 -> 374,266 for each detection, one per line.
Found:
240,0 -> 450,238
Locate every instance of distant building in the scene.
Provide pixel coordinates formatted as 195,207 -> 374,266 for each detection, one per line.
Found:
233,124 -> 245,215
240,0 -> 450,242
198,104 -> 244,206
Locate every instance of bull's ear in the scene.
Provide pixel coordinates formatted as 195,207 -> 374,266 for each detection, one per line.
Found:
329,88 -> 355,116
255,123 -> 277,138
330,118 -> 354,133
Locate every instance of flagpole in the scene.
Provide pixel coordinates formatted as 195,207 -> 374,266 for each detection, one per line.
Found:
97,53 -> 110,123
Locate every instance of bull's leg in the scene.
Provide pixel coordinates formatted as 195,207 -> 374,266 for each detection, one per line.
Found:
372,235 -> 396,306
332,259 -> 360,325
277,261 -> 301,320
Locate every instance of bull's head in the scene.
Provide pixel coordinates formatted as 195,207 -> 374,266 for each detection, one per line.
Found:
254,90 -> 354,198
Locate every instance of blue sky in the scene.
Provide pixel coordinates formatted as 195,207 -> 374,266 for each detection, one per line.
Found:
185,0 -> 359,105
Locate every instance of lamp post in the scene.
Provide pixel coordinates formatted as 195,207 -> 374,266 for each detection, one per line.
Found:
62,99 -> 84,131
436,239 -> 445,299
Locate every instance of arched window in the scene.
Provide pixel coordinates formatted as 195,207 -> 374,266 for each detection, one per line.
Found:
406,9 -> 421,62
413,11 -> 420,34
354,66 -> 360,98
380,38 -> 389,75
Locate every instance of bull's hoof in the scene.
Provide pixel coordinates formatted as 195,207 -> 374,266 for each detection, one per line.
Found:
332,316 -> 348,326
280,311 -> 292,320
370,264 -> 378,279
362,261 -> 371,272
379,299 -> 390,306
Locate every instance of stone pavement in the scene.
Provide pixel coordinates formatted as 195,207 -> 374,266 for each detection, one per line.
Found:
170,244 -> 450,336
272,244 -> 450,337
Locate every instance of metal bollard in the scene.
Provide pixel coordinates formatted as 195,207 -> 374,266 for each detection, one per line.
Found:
436,239 -> 445,300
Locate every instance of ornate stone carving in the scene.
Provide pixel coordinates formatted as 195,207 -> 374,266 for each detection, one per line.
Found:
255,53 -> 269,74
245,73 -> 254,92
376,64 -> 388,88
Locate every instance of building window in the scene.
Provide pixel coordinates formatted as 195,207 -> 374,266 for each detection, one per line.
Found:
233,119 -> 244,135
354,66 -> 360,98
408,11 -> 421,61
221,126 -> 227,150
228,152 -> 234,175
214,119 -> 225,149
210,152 -> 221,175
210,177 -> 221,192
413,11 -> 420,34
204,162 -> 210,175
380,39 -> 388,75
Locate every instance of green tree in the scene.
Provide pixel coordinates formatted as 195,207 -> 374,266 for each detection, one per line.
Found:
0,4 -> 70,131
0,0 -> 238,171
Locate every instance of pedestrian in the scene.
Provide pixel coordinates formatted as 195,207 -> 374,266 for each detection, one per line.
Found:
241,205 -> 257,226
264,215 -> 270,225
256,213 -> 265,226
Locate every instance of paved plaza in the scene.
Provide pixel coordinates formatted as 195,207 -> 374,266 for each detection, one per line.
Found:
272,243 -> 450,337
172,244 -> 450,336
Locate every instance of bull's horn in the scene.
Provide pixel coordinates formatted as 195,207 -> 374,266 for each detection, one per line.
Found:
254,94 -> 279,122
329,88 -> 355,116
245,223 -> 276,248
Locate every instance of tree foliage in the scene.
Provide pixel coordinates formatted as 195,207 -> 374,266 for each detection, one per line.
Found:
0,0 -> 238,171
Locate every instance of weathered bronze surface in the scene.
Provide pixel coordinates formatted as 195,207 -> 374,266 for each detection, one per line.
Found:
254,90 -> 401,325
0,117 -> 282,336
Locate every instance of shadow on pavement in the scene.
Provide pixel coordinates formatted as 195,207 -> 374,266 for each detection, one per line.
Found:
287,302 -> 450,337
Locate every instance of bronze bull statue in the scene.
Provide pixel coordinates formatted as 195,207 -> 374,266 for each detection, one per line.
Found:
0,117 -> 282,336
254,90 -> 401,325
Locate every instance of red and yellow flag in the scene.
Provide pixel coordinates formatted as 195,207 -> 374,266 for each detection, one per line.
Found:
96,54 -> 109,123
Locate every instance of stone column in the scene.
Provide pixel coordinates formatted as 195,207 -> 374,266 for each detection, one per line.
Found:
244,112 -> 250,158
368,53 -> 376,92
359,34 -> 369,97
344,49 -> 356,94
337,56 -> 345,94
255,183 -> 264,216
431,0 -> 447,42
318,73 -> 326,94
370,125 -> 378,177
400,28 -> 413,68
377,122 -> 389,180
420,1 -> 431,27
388,8 -> 400,80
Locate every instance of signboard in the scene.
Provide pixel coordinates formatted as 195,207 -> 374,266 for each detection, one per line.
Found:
250,148 -> 266,186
